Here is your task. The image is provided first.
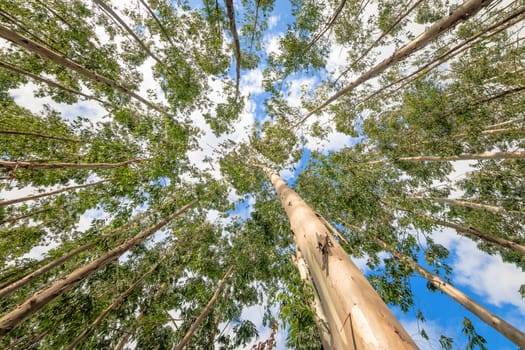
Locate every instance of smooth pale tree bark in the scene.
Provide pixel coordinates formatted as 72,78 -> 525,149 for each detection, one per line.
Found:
225,0 -> 241,90
0,159 -> 145,170
65,261 -> 161,350
295,0 -> 493,126
334,0 -> 424,83
486,117 -> 525,129
291,249 -> 332,349
370,151 -> 525,164
261,166 -> 417,349
0,209 -> 152,298
304,0 -> 347,53
0,242 -> 95,298
0,130 -> 80,143
383,203 -> 525,257
174,266 -> 233,350
0,181 -> 104,207
113,283 -> 168,350
357,5 -> 525,106
0,60 -> 110,107
93,0 -> 165,68
138,0 -> 176,47
0,24 -> 167,114
0,207 -> 51,225
409,195 -> 522,216
374,237 -> 525,347
0,199 -> 197,336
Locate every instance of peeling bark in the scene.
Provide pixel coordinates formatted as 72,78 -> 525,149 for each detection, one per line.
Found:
262,166 -> 417,349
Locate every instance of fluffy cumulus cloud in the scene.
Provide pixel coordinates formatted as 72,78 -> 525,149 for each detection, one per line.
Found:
433,228 -> 525,315
240,68 -> 265,96
10,82 -> 107,123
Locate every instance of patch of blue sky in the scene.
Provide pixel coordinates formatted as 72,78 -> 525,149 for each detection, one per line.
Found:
387,247 -> 525,350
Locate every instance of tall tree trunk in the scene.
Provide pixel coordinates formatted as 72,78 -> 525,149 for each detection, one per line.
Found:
296,0 -> 493,126
0,130 -> 80,143
383,203 -> 525,257
65,262 -> 161,350
0,207 -> 51,225
174,266 -> 232,350
291,248 -> 332,349
262,166 -> 417,349
357,5 -> 525,107
409,195 -> 521,216
374,237 -> 525,347
0,199 -> 197,336
0,60 -> 110,107
0,24 -> 167,114
225,0 -> 241,91
0,180 -> 104,207
0,242 -> 95,298
335,0 -> 424,83
92,0 -> 165,68
368,151 -> 525,165
138,0 -> 176,47
304,0 -> 347,53
0,159 -> 144,170
113,283 -> 168,350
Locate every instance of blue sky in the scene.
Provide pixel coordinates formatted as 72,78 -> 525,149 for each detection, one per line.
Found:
227,1 -> 525,349
4,0 -> 523,348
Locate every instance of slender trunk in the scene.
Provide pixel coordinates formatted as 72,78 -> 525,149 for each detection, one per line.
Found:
113,283 -> 168,350
0,129 -> 80,143
409,195 -> 521,216
174,266 -> 233,350
0,60 -> 110,107
0,181 -> 104,207
17,330 -> 49,350
304,0 -> 347,53
225,0 -> 241,90
0,199 -> 197,335
486,117 -> 525,129
93,0 -> 165,68
374,237 -> 525,347
384,203 -> 525,257
335,0 -> 424,83
296,0 -> 493,126
65,262 -> 160,350
0,24 -> 167,114
434,218 -> 525,256
0,242 -> 95,298
369,151 -> 525,165
291,249 -> 332,349
396,151 -> 525,162
0,207 -> 51,225
262,166 -> 417,349
0,159 -> 144,170
138,0 -> 176,47
357,6 -> 525,108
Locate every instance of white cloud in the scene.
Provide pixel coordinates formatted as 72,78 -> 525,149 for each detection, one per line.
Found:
240,68 -> 264,96
9,82 -> 106,123
433,228 -> 525,315
267,15 -> 280,30
264,34 -> 282,56
401,316 -> 450,350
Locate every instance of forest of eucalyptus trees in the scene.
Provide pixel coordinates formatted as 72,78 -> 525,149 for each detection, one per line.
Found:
0,0 -> 523,348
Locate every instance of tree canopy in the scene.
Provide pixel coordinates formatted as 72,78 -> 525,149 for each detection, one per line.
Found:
0,0 -> 524,349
